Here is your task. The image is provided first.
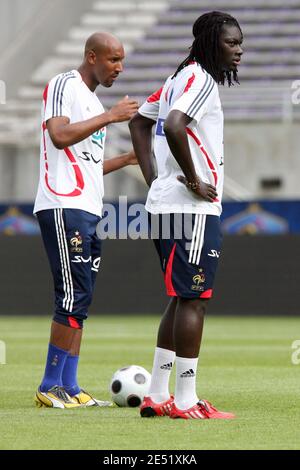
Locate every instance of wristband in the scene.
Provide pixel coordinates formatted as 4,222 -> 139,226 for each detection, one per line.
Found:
186,177 -> 201,190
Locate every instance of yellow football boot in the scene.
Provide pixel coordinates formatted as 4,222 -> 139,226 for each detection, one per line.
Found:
35,385 -> 82,409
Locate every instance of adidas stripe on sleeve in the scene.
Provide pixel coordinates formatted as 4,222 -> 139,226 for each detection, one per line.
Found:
44,72 -> 76,122
171,69 -> 215,124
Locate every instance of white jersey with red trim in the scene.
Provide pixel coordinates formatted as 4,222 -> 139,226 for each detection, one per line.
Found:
138,63 -> 224,215
34,69 -> 105,217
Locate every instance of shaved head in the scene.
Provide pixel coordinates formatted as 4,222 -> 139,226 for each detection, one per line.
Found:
78,31 -> 125,90
84,32 -> 122,56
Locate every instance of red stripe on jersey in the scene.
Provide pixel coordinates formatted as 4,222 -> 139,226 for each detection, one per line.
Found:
42,124 -> 84,197
64,147 -> 84,191
147,86 -> 163,103
165,243 -> 177,296
200,289 -> 213,299
43,84 -> 49,106
186,127 -> 200,146
183,73 -> 195,93
42,81 -> 84,197
68,316 -> 81,329
186,128 -> 219,200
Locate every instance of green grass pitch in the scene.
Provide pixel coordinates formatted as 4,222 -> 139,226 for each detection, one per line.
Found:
0,315 -> 300,450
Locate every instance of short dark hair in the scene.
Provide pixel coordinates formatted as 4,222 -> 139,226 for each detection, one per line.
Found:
173,11 -> 243,86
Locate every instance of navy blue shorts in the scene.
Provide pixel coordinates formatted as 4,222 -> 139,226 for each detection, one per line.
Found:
37,208 -> 101,328
150,213 -> 222,299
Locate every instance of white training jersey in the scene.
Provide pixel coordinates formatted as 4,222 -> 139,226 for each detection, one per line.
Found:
34,69 -> 106,217
138,62 -> 224,215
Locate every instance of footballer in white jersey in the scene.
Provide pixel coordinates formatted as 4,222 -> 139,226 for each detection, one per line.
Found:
138,62 -> 224,216
34,69 -> 106,218
34,32 -> 139,409
129,11 -> 243,420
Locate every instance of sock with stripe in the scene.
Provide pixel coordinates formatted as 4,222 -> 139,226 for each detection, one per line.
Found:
148,347 -> 175,403
40,343 -> 69,392
62,354 -> 81,396
174,356 -> 199,410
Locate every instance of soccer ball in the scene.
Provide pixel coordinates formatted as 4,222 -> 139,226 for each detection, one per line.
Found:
110,365 -> 151,407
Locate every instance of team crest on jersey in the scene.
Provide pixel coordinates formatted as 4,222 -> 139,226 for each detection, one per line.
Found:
191,269 -> 205,291
70,231 -> 83,253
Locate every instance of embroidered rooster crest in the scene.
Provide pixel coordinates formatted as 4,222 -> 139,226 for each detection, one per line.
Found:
70,231 -> 83,252
192,273 -> 205,285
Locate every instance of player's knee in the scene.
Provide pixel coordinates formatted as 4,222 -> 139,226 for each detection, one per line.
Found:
54,287 -> 93,328
179,297 -> 208,316
197,299 -> 208,316
53,312 -> 85,329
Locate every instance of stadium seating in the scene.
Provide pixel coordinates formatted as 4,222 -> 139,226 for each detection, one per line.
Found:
98,0 -> 300,124
0,0 -> 299,146
0,0 -> 299,200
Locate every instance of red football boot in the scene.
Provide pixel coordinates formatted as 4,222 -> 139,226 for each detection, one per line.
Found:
170,399 -> 235,420
140,395 -> 174,417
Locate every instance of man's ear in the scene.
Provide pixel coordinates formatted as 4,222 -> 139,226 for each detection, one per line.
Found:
87,50 -> 96,65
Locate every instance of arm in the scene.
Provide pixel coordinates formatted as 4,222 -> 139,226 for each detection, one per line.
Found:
103,150 -> 137,175
164,110 -> 217,201
129,112 -> 157,187
47,96 -> 139,150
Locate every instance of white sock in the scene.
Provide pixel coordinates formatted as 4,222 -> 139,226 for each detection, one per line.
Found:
149,347 -> 175,403
174,356 -> 199,410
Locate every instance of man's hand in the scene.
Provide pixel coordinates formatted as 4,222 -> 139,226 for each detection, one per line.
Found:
103,150 -> 139,175
177,175 -> 218,202
108,96 -> 139,123
126,149 -> 138,166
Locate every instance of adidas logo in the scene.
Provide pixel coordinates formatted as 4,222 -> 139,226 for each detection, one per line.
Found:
180,368 -> 195,378
51,354 -> 58,367
160,362 -> 173,370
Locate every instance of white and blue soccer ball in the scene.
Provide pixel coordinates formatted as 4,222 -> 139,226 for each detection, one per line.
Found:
110,365 -> 151,407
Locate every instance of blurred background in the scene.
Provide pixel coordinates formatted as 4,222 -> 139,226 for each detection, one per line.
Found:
0,0 -> 299,316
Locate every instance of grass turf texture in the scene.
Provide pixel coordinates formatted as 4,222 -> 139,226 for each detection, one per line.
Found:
0,315 -> 299,450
